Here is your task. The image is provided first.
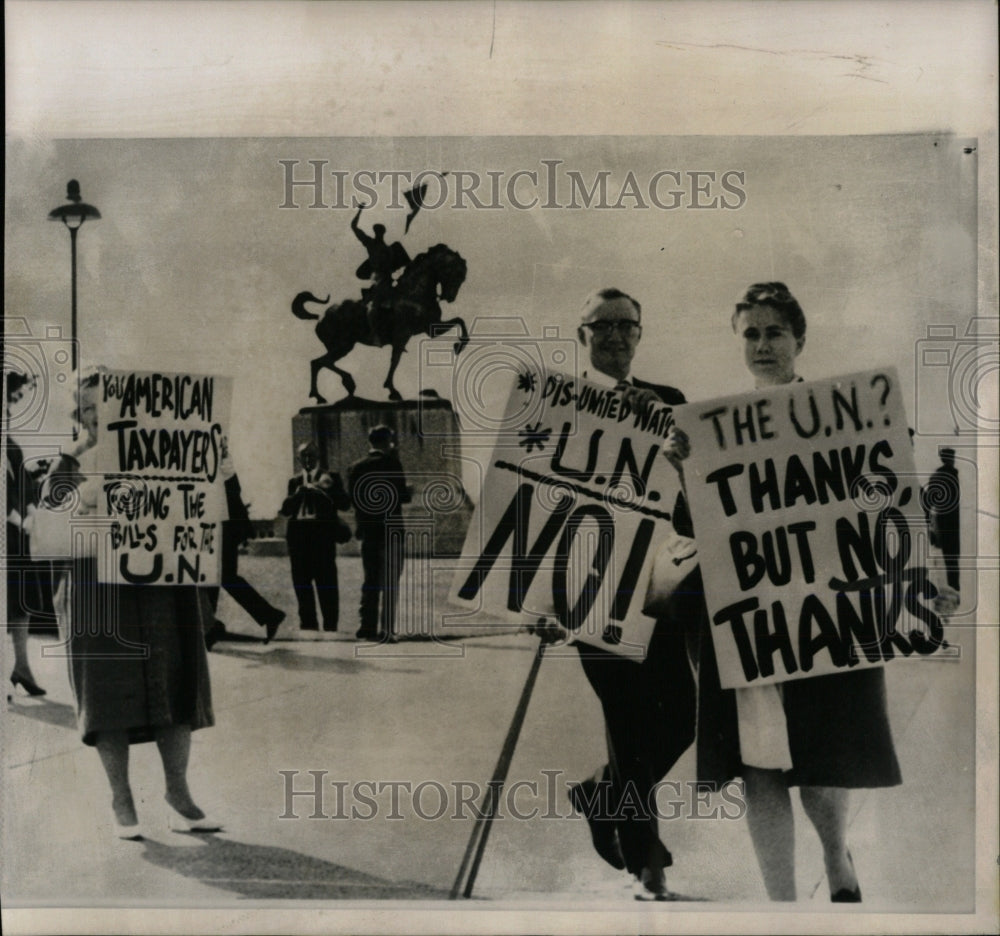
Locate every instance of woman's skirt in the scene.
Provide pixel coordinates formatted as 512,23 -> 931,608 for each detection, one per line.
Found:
53,558 -> 214,746
674,570 -> 902,789
6,522 -> 30,628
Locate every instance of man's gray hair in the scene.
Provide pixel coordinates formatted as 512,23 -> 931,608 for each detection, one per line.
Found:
580,287 -> 642,322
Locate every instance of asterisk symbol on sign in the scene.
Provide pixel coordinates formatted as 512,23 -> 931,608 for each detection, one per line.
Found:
518,421 -> 551,453
517,370 -> 538,393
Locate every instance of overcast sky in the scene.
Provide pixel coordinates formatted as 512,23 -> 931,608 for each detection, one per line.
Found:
5,134 -> 980,514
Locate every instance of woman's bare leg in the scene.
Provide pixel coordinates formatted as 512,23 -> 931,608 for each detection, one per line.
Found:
11,625 -> 31,675
95,730 -> 138,827
744,766 -> 797,900
155,724 -> 205,819
800,785 -> 857,895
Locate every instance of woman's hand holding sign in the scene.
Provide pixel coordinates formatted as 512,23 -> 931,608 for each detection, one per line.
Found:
662,426 -> 690,471
663,426 -> 691,498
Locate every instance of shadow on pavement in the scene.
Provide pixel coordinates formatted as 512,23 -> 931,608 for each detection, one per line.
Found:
208,629 -> 264,644
6,697 -> 78,731
210,644 -> 426,675
659,890 -> 710,902
138,834 -> 449,900
208,645 -> 380,675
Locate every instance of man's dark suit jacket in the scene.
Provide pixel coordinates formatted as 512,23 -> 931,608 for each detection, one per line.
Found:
575,373 -> 697,879
631,377 -> 692,537
348,450 -> 410,533
281,471 -> 350,520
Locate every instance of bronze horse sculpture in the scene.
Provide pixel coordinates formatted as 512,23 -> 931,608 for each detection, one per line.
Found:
292,243 -> 469,403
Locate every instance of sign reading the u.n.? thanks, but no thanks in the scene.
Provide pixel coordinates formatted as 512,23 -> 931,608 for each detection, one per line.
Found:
451,371 -> 687,657
95,369 -> 232,586
674,368 -> 947,690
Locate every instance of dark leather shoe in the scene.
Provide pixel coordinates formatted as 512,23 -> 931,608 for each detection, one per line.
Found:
204,621 -> 227,650
568,780 -> 626,870
264,611 -> 286,644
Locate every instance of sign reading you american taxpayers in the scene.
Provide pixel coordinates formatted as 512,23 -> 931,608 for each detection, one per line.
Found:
674,368 -> 947,690
451,371 -> 686,657
95,369 -> 232,586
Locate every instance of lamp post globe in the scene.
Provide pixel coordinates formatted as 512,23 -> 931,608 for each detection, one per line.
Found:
48,180 -> 101,372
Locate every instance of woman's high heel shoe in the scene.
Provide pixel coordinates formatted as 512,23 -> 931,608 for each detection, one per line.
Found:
10,671 -> 46,697
831,885 -> 862,902
830,850 -> 862,902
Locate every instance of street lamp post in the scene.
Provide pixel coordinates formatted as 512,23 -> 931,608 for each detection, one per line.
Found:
48,180 -> 101,372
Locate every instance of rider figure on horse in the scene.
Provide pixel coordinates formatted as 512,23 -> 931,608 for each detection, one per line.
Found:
351,205 -> 411,347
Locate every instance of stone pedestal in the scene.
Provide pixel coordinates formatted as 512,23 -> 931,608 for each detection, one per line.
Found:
290,393 -> 473,557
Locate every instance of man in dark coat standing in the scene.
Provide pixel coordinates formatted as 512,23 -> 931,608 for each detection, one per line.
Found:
923,446 -> 962,591
348,425 -> 411,642
280,442 -> 351,632
558,287 -> 697,900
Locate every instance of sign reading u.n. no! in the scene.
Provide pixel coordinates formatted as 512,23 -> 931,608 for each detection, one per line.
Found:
674,368 -> 948,690
95,369 -> 232,586
450,372 -> 685,658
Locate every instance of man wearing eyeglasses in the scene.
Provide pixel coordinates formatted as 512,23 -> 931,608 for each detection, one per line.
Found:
562,287 -> 697,900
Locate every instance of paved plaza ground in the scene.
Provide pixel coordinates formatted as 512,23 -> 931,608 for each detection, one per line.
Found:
2,553 -> 981,922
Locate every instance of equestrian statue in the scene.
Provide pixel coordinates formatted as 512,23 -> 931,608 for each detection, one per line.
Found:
292,205 -> 468,403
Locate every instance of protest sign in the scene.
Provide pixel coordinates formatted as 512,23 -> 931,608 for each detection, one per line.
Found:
675,368 -> 947,689
451,371 -> 687,657
94,369 -> 232,586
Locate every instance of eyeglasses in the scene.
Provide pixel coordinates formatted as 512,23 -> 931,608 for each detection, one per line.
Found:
582,320 -> 641,336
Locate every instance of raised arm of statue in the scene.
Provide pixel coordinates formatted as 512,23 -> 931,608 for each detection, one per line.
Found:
350,205 -> 371,247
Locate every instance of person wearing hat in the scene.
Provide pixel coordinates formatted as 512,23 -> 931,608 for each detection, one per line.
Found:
348,424 -> 411,642
280,441 -> 351,632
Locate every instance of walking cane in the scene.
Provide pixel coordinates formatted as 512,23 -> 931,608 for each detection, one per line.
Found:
449,639 -> 547,899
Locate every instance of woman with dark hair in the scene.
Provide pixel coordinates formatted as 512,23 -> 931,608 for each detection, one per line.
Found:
668,283 -> 902,902
6,370 -> 46,696
41,369 -> 219,839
